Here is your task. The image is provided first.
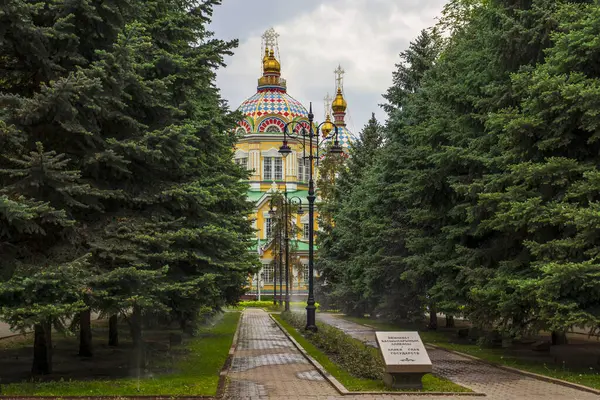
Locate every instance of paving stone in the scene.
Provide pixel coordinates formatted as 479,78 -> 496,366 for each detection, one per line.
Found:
297,370 -> 326,381
225,309 -> 600,399
317,313 -> 600,400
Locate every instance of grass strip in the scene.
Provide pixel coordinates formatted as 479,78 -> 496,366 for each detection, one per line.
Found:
3,312 -> 241,397
343,316 -> 600,391
272,313 -> 470,392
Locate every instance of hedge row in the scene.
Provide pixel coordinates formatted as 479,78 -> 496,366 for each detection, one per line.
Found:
280,311 -> 383,380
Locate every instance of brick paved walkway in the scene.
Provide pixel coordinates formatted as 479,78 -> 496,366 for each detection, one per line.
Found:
317,313 -> 600,400
224,309 -> 599,399
225,309 -> 485,400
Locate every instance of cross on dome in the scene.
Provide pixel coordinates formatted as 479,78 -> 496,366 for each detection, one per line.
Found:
324,92 -> 333,116
262,27 -> 280,50
334,64 -> 345,91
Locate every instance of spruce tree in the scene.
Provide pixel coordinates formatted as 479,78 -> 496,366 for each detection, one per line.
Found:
1,0 -> 255,373
475,1 -> 600,337
317,115 -> 383,315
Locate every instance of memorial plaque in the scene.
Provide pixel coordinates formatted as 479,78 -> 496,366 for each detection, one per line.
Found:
375,331 -> 432,389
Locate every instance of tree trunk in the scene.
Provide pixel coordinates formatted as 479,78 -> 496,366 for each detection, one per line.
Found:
109,314 -> 119,347
446,315 -> 455,328
31,320 -> 52,375
130,306 -> 143,349
428,303 -> 438,330
78,309 -> 93,357
551,330 -> 568,345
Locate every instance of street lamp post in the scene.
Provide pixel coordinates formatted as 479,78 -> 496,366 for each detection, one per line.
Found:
269,202 -> 285,306
278,224 -> 283,305
279,103 -> 343,331
273,232 -> 277,306
283,193 -> 304,312
270,193 -> 304,312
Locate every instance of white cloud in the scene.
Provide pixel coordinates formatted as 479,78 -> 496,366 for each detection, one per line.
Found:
212,0 -> 446,135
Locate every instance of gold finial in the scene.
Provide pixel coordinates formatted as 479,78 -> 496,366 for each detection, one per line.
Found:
332,87 -> 347,113
263,49 -> 280,74
321,114 -> 334,137
332,65 -> 347,112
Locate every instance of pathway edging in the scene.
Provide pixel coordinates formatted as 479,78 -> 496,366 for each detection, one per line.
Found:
269,314 -> 484,397
217,311 -> 243,399
269,314 -> 349,395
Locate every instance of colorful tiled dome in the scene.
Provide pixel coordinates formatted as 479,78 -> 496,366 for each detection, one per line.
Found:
325,125 -> 352,149
236,38 -> 310,135
238,89 -> 309,134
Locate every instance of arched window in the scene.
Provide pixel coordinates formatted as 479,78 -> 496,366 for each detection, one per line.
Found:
265,125 -> 281,133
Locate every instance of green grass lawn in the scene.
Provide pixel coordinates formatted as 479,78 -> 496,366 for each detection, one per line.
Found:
3,312 -> 240,397
272,314 -> 470,393
343,316 -> 600,390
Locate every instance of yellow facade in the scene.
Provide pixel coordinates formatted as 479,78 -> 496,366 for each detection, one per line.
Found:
234,29 -> 351,299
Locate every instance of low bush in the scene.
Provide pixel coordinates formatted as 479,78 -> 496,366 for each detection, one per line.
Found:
280,311 -> 383,380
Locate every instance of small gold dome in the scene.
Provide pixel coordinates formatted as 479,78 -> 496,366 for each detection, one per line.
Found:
263,49 -> 281,74
332,88 -> 347,112
321,114 -> 334,137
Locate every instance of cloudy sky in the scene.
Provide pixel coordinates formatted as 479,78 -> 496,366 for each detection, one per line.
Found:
210,0 -> 447,135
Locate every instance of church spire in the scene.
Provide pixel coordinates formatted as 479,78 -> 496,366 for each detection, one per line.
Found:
259,28 -> 285,90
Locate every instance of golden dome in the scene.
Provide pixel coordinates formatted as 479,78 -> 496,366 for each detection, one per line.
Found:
263,49 -> 281,74
332,87 -> 347,112
321,114 -> 334,137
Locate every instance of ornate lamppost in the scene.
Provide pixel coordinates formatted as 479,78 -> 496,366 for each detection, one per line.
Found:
268,200 -> 284,306
279,103 -> 343,331
270,194 -> 304,311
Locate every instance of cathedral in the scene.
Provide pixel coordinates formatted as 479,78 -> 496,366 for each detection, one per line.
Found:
234,28 -> 352,298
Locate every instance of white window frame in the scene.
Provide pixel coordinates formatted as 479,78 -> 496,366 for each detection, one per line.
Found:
302,265 -> 309,284
298,157 -> 308,182
235,157 -> 248,170
263,157 -> 282,181
303,223 -> 310,240
264,217 -> 273,239
262,265 -> 274,284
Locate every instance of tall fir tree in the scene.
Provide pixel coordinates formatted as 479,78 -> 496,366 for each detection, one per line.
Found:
317,114 -> 383,315
0,0 -> 255,373
473,1 -> 600,337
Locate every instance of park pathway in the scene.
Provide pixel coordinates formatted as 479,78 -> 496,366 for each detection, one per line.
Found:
317,313 -> 600,400
224,309 -> 599,399
226,309 -> 532,400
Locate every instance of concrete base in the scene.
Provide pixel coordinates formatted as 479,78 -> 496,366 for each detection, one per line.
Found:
383,372 -> 426,389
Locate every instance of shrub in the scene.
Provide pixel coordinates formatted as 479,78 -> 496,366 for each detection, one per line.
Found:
281,311 -> 383,380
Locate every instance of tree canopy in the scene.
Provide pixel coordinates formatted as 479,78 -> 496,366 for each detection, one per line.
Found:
317,0 -> 600,337
0,0 -> 255,373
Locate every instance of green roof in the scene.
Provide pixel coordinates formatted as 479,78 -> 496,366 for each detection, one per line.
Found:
248,239 -> 315,253
246,191 -> 265,203
246,190 -> 311,205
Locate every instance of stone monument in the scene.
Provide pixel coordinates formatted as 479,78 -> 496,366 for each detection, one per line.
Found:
375,331 -> 432,389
